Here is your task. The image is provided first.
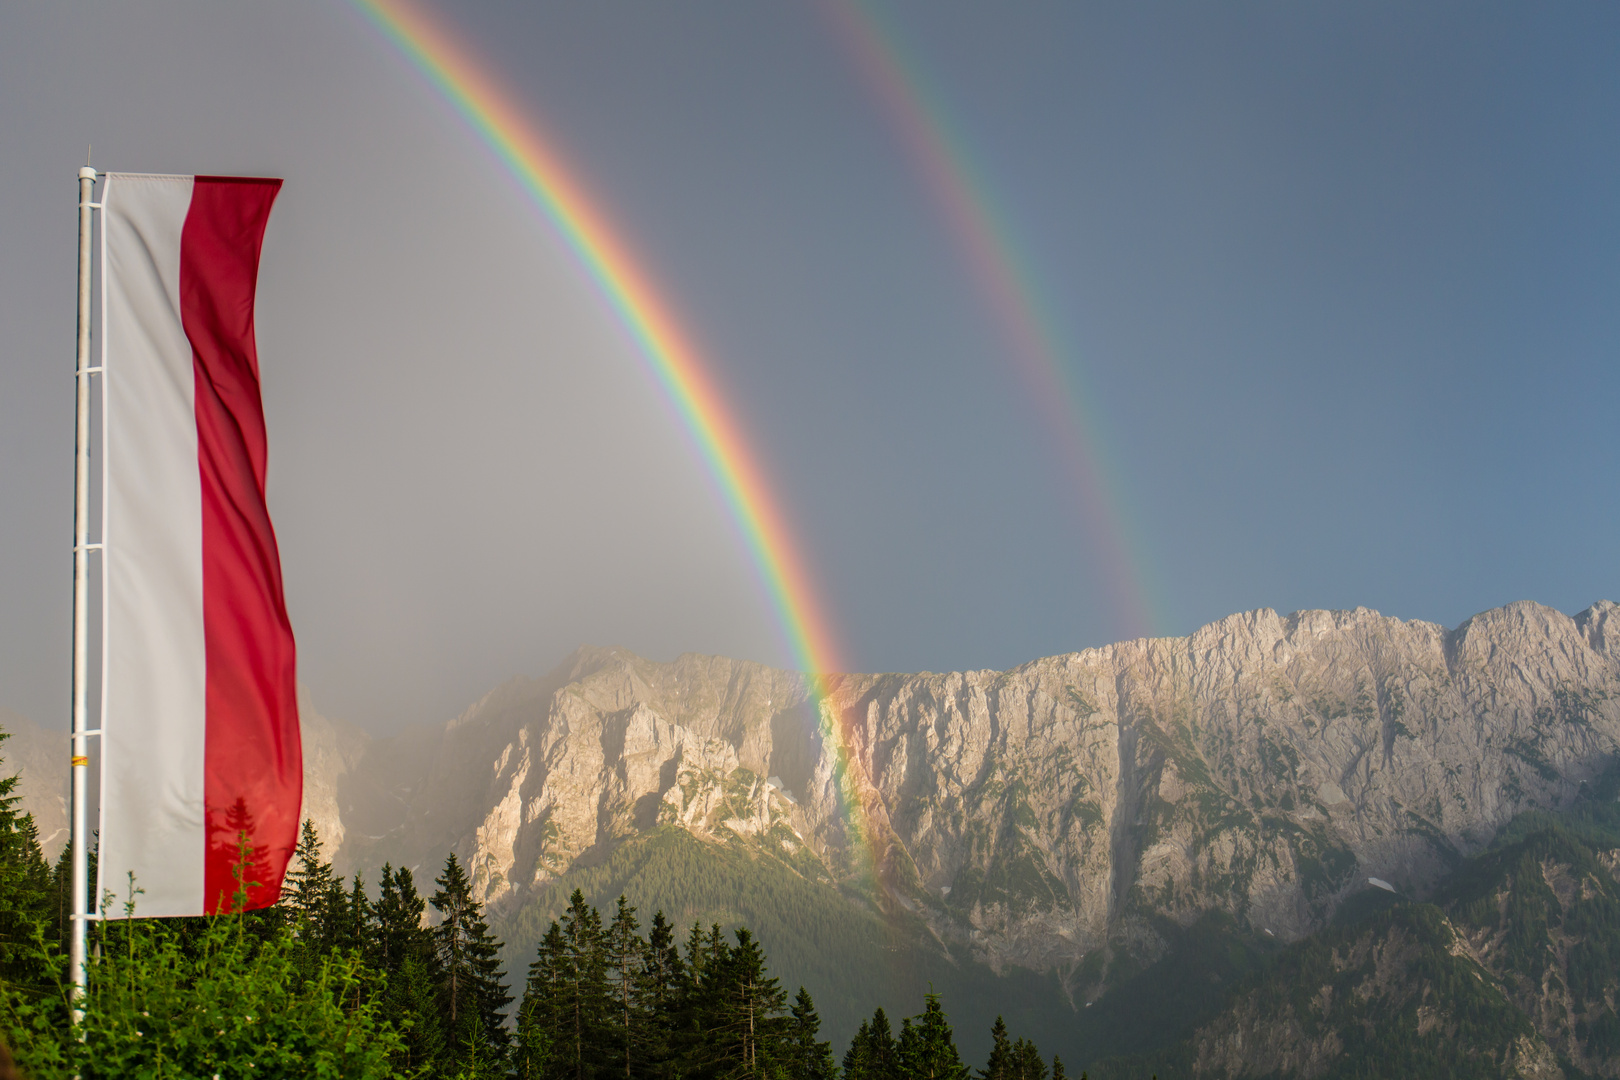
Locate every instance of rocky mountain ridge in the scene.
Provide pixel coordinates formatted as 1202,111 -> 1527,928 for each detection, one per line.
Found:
307,598 -> 1620,990
7,599 -> 1619,999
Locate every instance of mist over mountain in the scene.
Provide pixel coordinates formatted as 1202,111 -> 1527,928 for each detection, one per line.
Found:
8,598 -> 1620,1070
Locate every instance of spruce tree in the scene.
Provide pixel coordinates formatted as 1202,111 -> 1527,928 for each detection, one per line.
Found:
977,1018 -> 1012,1080
714,928 -> 787,1080
373,863 -> 445,1072
50,841 -> 73,945
844,1018 -> 874,1080
1050,1056 -> 1066,1080
874,1007 -> 903,1080
637,910 -> 686,1080
669,921 -> 728,1076
898,991 -> 968,1080
0,735 -> 54,992
284,818 -> 335,929
786,986 -> 837,1080
385,952 -> 446,1075
1009,1038 -> 1046,1080
848,1007 -> 900,1080
373,864 -> 431,969
516,920 -> 569,1080
640,910 -> 684,1012
432,853 -> 513,1062
340,871 -> 373,954
557,889 -> 611,1080
603,895 -> 643,1080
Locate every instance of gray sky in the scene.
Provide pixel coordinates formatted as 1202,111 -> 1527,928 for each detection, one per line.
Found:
3,2 -> 1616,734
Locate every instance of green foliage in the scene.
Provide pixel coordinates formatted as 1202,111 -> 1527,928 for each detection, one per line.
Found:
844,1007 -> 898,1080
431,853 -> 512,1058
786,987 -> 838,1080
0,729 -> 56,994
371,862 -> 446,1074
2,901 -> 400,1079
1008,1038 -> 1045,1080
0,748 -> 1074,1080
897,993 -> 969,1080
519,889 -> 611,1080
516,893 -> 806,1080
498,826 -> 1079,1059
976,1017 -> 1011,1080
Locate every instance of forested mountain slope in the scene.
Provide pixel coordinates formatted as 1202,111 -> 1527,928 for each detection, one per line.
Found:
1085,782 -> 1620,1079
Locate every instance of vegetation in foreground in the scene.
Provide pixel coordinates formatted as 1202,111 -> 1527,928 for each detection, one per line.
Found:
15,720 -> 1620,1078
0,729 -> 1075,1079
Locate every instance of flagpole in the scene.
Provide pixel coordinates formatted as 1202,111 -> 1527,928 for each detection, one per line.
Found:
70,164 -> 98,1014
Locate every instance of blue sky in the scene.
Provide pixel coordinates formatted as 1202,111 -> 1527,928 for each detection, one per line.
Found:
2,2 -> 1616,732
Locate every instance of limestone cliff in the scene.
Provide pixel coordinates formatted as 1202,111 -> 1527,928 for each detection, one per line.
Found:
7,599 -> 1618,997
312,600 -> 1620,993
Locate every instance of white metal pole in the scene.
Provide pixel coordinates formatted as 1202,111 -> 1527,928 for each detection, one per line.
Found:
70,164 -> 96,1014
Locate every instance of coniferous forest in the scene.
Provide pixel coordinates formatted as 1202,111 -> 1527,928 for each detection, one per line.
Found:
0,733 -> 1076,1080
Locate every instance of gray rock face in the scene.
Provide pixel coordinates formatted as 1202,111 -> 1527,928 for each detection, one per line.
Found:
318,600 -> 1620,988
7,600 -> 1618,990
805,600 -> 1620,981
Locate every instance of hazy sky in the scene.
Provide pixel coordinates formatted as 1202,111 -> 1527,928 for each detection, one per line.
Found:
3,2 -> 1617,734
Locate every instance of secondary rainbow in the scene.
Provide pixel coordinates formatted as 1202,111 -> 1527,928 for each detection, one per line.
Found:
349,0 -> 885,871
827,1 -> 1163,640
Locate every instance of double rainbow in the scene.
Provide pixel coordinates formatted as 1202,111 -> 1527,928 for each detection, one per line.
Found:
827,1 -> 1163,640
350,0 -> 883,875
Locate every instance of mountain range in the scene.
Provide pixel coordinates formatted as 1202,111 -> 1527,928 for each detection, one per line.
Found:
6,598 -> 1620,1074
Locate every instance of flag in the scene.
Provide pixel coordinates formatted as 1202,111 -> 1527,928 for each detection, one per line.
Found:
100,173 -> 299,917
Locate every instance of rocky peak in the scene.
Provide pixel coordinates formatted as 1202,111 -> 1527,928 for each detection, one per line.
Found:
9,599 -> 1618,993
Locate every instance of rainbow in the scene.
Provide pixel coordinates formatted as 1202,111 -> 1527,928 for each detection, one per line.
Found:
349,0 -> 886,880
827,1 -> 1163,640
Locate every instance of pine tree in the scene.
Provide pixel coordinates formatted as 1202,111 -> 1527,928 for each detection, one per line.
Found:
898,991 -> 968,1080
556,889 -> 611,1080
50,841 -> 72,944
637,910 -> 685,1080
516,920 -> 568,1080
0,731 -> 55,991
284,818 -> 335,928
675,923 -> 735,1077
713,928 -> 787,1080
977,1018 -> 1012,1080
339,871 -> 373,954
603,895 -> 644,1080
432,853 -> 513,1062
847,1007 -> 900,1080
372,862 -> 431,975
385,951 -> 447,1075
1050,1056 -> 1066,1080
372,863 -> 445,1073
640,910 -> 684,1012
1009,1038 -> 1046,1080
786,987 -> 837,1080
844,1018 -> 874,1080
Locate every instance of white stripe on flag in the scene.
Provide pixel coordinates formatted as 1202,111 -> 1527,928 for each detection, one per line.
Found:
102,173 -> 207,917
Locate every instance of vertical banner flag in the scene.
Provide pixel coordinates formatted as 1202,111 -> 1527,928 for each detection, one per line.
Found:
101,173 -> 300,917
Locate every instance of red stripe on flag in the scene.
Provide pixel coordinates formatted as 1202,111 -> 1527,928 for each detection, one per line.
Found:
178,177 -> 299,914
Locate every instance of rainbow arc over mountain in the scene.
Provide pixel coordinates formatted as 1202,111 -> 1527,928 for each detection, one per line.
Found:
351,0 -> 884,876
827,1 -> 1163,640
